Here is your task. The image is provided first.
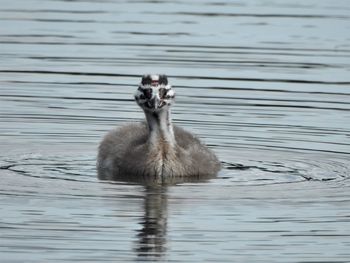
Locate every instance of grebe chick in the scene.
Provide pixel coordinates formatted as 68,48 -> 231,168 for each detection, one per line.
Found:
97,74 -> 221,182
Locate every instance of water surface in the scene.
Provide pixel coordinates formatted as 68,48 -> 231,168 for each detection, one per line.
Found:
1,0 -> 350,262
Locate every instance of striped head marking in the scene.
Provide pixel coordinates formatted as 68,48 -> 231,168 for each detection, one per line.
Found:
134,74 -> 175,112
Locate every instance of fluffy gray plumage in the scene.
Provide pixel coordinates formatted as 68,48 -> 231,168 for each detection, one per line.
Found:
97,74 -> 221,183
97,123 -> 221,182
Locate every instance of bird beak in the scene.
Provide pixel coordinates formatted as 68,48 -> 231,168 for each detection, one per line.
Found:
147,95 -> 161,110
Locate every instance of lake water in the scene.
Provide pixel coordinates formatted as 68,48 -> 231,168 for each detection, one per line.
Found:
1,0 -> 350,262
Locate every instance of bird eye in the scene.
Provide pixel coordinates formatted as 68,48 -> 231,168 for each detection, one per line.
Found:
159,88 -> 167,99
143,88 -> 152,99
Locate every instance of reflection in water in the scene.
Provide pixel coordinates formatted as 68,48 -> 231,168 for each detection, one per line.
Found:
130,175 -> 215,260
136,186 -> 168,260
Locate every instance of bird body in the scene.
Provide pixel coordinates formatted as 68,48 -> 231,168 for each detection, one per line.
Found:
97,74 -> 221,182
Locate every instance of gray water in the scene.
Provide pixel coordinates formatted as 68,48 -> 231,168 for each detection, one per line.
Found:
1,0 -> 350,262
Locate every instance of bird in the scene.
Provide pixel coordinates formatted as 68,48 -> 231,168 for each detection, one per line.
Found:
97,74 -> 221,183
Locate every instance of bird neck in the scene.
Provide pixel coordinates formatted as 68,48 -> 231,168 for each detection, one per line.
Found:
144,108 -> 175,147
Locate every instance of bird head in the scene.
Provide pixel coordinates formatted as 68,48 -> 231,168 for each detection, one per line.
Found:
134,74 -> 175,112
